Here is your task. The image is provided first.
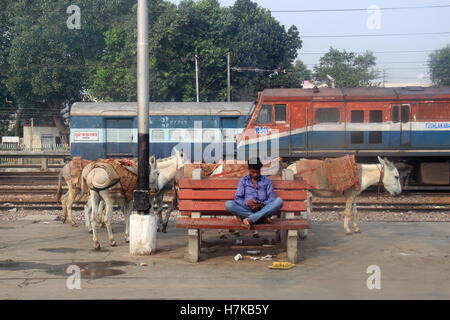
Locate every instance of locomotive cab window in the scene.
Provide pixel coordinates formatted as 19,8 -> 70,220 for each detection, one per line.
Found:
315,108 -> 340,123
255,104 -> 273,124
275,104 -> 287,122
369,110 -> 383,144
370,110 -> 382,123
351,110 -> 364,123
392,106 -> 400,123
401,105 -> 410,123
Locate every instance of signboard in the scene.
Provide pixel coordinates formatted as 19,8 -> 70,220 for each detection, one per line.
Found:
74,131 -> 99,141
255,127 -> 269,135
2,136 -> 20,143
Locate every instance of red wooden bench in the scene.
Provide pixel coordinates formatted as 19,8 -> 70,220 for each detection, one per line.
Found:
175,168 -> 311,263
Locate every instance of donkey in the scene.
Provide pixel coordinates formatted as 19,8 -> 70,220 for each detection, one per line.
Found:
83,160 -> 142,250
83,149 -> 185,250
56,160 -> 94,226
149,148 -> 187,233
287,156 -> 402,235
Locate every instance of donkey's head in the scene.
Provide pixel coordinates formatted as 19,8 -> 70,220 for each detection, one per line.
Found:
378,156 -> 402,196
149,156 -> 160,194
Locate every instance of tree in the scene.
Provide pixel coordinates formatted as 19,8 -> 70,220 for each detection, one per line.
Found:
314,47 -> 379,88
429,45 -> 450,86
0,0 -> 16,136
89,0 -> 303,102
5,0 -> 134,139
224,0 -> 302,100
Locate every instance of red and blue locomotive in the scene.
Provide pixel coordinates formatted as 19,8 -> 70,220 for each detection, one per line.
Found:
237,86 -> 450,187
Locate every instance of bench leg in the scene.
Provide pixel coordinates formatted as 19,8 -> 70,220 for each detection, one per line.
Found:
287,230 -> 299,264
185,229 -> 200,263
280,230 -> 287,248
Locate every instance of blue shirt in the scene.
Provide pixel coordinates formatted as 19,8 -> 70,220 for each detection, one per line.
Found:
234,175 -> 275,207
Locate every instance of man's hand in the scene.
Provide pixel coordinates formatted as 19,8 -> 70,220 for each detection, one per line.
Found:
246,199 -> 257,209
247,199 -> 264,211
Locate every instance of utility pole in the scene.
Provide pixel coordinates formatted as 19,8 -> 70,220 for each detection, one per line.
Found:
195,55 -> 200,102
130,0 -> 156,256
382,68 -> 387,87
227,52 -> 231,102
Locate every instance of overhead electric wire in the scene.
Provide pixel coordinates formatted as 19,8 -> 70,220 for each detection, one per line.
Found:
271,4 -> 450,13
302,31 -> 450,38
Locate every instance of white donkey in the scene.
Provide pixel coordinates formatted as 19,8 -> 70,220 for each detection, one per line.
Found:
83,149 -> 185,250
83,161 -> 139,250
149,148 -> 187,233
287,156 -> 402,235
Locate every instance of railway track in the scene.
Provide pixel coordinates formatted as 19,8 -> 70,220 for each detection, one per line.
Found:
0,200 -> 449,213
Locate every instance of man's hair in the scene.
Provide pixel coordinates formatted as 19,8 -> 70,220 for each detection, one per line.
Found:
248,157 -> 263,170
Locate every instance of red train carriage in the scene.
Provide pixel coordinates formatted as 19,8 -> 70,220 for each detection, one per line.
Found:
237,86 -> 450,188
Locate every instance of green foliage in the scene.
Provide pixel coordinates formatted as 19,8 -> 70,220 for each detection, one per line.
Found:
313,47 -> 380,88
88,0 -> 303,102
5,0 -> 134,134
429,45 -> 450,86
1,0 -> 303,136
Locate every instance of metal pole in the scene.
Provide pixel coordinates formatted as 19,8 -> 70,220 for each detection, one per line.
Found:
136,0 -> 150,215
195,55 -> 199,102
227,52 -> 231,102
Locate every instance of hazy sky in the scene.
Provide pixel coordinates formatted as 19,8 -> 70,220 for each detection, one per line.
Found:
167,0 -> 450,84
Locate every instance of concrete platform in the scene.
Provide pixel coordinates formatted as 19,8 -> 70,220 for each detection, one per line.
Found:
0,220 -> 449,299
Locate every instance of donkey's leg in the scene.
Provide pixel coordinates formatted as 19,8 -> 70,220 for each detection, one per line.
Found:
66,187 -> 78,226
84,197 -> 93,233
101,191 -> 116,247
343,194 -> 354,235
155,195 -> 164,232
352,198 -> 361,233
161,196 -> 173,233
90,191 -> 101,250
299,192 -> 312,239
60,192 -> 68,223
125,201 -> 132,243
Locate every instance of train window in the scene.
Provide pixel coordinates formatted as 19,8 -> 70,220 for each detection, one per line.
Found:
315,108 -> 339,123
255,104 -> 273,124
392,106 -> 399,123
169,129 -> 183,142
351,110 -> 364,123
275,104 -> 287,122
369,131 -> 382,144
351,132 -> 363,144
401,105 -> 410,123
151,130 -> 164,142
370,110 -> 382,123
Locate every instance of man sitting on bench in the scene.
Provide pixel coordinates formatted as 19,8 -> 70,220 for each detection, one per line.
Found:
225,158 -> 283,228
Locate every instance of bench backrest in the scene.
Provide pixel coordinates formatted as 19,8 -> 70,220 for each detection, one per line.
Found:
178,178 -> 308,217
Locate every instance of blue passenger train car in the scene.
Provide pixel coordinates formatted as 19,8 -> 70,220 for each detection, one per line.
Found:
70,102 -> 252,160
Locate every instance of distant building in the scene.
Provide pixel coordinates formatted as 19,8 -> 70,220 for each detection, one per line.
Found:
22,124 -> 65,150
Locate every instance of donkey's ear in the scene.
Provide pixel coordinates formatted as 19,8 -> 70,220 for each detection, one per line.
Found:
377,156 -> 385,165
150,156 -> 156,168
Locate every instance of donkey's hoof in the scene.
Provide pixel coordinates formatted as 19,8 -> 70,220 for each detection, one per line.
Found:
93,242 -> 101,251
125,238 -> 129,243
219,234 -> 227,239
354,230 -> 361,234
70,222 -> 78,227
88,229 -> 93,234
110,240 -> 117,247
345,231 -> 353,235
252,232 -> 260,238
162,228 -> 167,233
299,235 -> 308,240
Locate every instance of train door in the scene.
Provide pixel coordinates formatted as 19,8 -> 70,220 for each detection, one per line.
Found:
105,118 -> 133,156
308,103 -> 344,150
289,103 -> 307,152
390,105 -> 411,148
